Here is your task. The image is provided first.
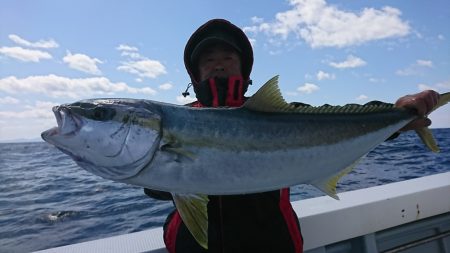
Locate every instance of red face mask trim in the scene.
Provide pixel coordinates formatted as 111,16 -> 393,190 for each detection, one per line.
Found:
193,76 -> 246,108
208,78 -> 220,107
226,76 -> 244,107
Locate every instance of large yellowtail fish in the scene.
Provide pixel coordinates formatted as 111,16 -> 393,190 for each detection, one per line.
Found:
41,76 -> 450,249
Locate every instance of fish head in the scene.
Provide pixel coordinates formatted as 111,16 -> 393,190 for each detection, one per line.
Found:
41,99 -> 161,180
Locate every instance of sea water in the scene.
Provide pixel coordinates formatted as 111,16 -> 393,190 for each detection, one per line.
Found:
1,129 -> 449,252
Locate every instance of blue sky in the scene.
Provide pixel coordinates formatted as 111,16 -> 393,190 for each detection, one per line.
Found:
0,0 -> 449,142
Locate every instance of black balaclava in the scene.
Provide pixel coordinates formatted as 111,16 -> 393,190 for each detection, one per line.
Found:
184,19 -> 254,89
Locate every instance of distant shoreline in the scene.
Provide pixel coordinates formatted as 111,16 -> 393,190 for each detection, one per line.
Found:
0,138 -> 45,144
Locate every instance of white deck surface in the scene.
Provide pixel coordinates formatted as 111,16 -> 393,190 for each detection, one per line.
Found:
34,172 -> 450,253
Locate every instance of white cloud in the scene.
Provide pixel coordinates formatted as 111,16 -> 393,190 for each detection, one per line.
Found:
329,55 -> 366,69
0,96 -> 20,104
395,68 -> 414,76
116,44 -> 139,51
117,59 -> 167,79
176,95 -> 196,105
416,78 -> 450,92
121,51 -> 143,59
0,118 -> 54,141
438,34 -> 445,40
368,77 -> 385,83
117,44 -> 144,59
437,80 -> 450,89
416,60 -> 433,68
356,94 -> 368,101
0,101 -> 58,141
396,60 -> 433,76
248,38 -> 257,47
0,75 -> 156,99
297,82 -> 319,94
418,83 -> 436,92
269,49 -> 282,55
243,26 -> 259,34
251,16 -> 264,24
417,79 -> 450,92
8,34 -> 59,48
0,101 -> 57,119
316,70 -> 335,80
116,44 -> 167,79
63,51 -> 103,75
159,82 -> 173,90
0,46 -> 52,62
243,0 -> 410,48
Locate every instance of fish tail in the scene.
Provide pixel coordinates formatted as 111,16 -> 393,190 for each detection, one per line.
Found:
415,128 -> 439,152
415,92 -> 450,153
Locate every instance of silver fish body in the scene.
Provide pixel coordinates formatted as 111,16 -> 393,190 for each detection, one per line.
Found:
41,76 -> 447,196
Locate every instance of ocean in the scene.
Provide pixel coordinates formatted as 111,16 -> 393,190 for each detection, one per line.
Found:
1,129 -> 449,252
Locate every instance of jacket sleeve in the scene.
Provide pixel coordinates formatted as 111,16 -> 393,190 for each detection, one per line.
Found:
144,188 -> 173,201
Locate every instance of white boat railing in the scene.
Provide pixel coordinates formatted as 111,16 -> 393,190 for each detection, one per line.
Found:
34,172 -> 450,253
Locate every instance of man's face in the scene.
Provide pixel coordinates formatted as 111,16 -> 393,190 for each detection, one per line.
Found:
197,43 -> 242,82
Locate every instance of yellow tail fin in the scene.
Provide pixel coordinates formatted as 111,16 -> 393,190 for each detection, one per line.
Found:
415,92 -> 450,152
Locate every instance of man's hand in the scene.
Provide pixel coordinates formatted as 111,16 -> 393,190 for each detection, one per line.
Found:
395,90 -> 440,131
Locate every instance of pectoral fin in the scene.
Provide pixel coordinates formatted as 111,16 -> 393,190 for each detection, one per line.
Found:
160,132 -> 196,160
172,193 -> 209,249
161,145 -> 196,159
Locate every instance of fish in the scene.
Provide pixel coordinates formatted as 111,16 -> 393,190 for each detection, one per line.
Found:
41,75 -> 450,249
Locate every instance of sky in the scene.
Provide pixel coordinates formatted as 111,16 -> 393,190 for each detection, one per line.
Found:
0,0 -> 449,142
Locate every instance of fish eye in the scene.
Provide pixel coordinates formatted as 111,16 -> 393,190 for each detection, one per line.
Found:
91,107 -> 116,121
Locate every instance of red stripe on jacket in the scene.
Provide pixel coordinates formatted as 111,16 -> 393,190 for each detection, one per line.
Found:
280,188 -> 303,253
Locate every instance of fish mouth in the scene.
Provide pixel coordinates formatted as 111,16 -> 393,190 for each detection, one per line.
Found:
42,106 -> 83,140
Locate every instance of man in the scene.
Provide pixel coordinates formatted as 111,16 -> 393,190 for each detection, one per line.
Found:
145,19 -> 439,253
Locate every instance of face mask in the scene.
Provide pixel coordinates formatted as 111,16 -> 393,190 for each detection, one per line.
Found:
194,76 -> 247,107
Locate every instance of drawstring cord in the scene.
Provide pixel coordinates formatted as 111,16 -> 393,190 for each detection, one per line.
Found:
182,82 -> 193,97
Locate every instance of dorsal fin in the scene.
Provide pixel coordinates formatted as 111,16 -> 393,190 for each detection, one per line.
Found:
243,75 -> 397,114
243,75 -> 294,112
